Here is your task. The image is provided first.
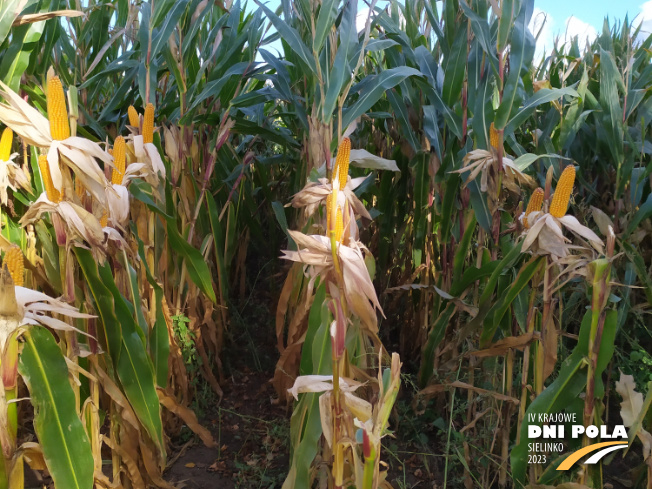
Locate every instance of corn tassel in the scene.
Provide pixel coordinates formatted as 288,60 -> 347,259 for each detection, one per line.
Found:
0,127 -> 13,161
334,138 -> 351,190
4,246 -> 24,287
47,76 -> 70,141
489,122 -> 500,151
550,166 -> 575,218
112,136 -> 126,185
39,154 -> 61,203
523,187 -> 544,228
128,105 -> 139,127
143,103 -> 154,144
334,206 -> 343,243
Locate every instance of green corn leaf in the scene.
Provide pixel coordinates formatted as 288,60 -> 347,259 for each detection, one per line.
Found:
151,0 -> 188,60
0,0 -> 31,47
494,0 -> 535,129
206,194 -> 230,305
481,256 -> 544,346
496,0 -> 516,53
255,1 -> 317,76
624,189 -> 652,237
322,0 -> 356,123
1,15 -> 45,91
19,327 -> 94,489
459,2 -> 498,79
312,0 -> 338,53
342,67 -> 423,129
134,235 -> 170,387
442,26 -> 467,107
419,302 -> 457,387
504,87 -> 579,134
166,217 -> 217,303
76,249 -> 165,457
453,213 -> 477,284
284,284 -> 332,488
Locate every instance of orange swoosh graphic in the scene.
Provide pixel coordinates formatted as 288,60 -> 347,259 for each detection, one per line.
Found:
557,441 -> 628,470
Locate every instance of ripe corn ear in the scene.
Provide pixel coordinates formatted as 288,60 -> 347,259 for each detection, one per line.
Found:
489,123 -> 500,151
47,76 -> 70,141
112,136 -> 126,185
334,206 -> 343,243
550,166 -> 575,218
335,138 -> 351,190
4,246 -> 24,287
128,105 -> 139,127
326,193 -> 333,232
38,154 -> 61,203
100,212 -> 108,228
0,128 -> 13,161
524,187 -> 544,228
143,103 -> 154,144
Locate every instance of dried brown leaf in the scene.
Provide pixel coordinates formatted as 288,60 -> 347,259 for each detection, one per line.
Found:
419,381 -> 519,404
469,332 -> 538,358
12,10 -> 83,26
157,388 -> 217,448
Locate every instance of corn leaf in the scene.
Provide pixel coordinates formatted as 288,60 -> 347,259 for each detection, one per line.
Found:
166,217 -> 217,303
19,327 -> 94,489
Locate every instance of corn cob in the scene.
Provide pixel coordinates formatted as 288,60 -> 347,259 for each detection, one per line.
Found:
550,166 -> 575,218
112,136 -> 126,185
47,76 -> 70,141
4,246 -> 24,287
326,193 -> 333,232
100,212 -> 108,228
0,128 -> 13,161
39,154 -> 61,203
143,103 -> 154,144
523,187 -> 544,228
334,138 -> 351,190
334,206 -> 343,243
489,123 -> 500,151
128,105 -> 140,127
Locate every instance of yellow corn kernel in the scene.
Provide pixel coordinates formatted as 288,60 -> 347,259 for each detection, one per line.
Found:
326,193 -> 333,232
47,76 -> 70,141
550,166 -> 576,218
100,212 -> 108,228
523,187 -> 544,228
38,154 -> 61,203
0,128 -> 13,161
128,105 -> 139,127
143,103 -> 154,144
334,206 -> 343,243
112,136 -> 126,185
4,246 -> 24,287
489,122 -> 500,151
334,138 -> 351,190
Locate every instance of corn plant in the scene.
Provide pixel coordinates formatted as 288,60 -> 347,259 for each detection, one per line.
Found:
282,138 -> 401,488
